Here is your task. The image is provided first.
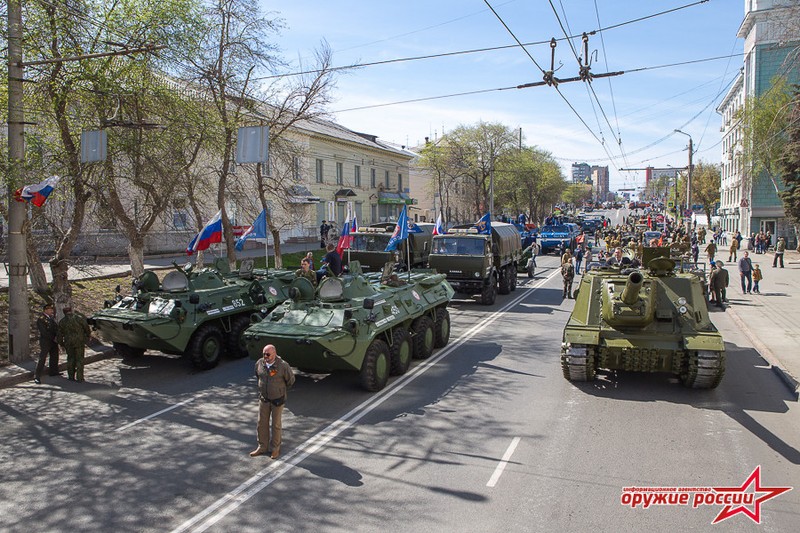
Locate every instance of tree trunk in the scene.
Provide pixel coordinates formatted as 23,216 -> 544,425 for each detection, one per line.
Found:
271,229 -> 282,269
23,221 -> 49,294
129,239 -> 145,279
49,257 -> 72,312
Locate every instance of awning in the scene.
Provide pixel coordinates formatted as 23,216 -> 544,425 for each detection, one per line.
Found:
378,191 -> 415,205
334,188 -> 358,197
288,185 -> 320,204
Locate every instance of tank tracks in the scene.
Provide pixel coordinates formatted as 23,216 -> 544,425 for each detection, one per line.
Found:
680,350 -> 725,389
560,343 -> 597,381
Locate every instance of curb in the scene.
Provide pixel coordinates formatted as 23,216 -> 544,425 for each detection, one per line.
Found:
0,344 -> 118,390
727,305 -> 800,400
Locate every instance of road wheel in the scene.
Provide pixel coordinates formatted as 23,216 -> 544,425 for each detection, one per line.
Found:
114,342 -> 145,359
389,328 -> 413,376
225,315 -> 252,359
498,267 -> 511,294
360,338 -> 390,391
410,315 -> 435,359
187,325 -> 223,370
479,276 -> 497,305
433,308 -> 450,348
510,266 -> 518,291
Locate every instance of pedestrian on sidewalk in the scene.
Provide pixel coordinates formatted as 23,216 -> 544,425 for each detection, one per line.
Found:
773,237 -> 786,268
561,260 -> 575,299
728,237 -> 739,262
57,307 -> 91,382
34,303 -> 59,384
753,264 -> 762,294
705,241 -> 717,264
575,247 -> 584,275
251,344 -> 295,460
710,261 -> 729,310
738,251 -> 753,294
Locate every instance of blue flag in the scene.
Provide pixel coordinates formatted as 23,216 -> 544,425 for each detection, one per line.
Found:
474,213 -> 492,235
235,209 -> 268,251
407,220 -> 424,233
385,206 -> 410,251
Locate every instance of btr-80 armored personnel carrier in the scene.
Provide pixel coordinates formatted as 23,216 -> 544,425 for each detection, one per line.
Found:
243,262 -> 454,391
89,259 -> 293,370
561,248 -> 725,388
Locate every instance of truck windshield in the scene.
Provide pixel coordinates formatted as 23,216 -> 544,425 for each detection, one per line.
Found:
351,234 -> 391,251
431,237 -> 485,256
541,225 -> 569,235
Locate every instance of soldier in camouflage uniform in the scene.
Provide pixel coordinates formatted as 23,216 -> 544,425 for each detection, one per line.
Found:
294,258 -> 318,287
34,303 -> 59,384
561,260 -> 575,299
57,307 -> 91,382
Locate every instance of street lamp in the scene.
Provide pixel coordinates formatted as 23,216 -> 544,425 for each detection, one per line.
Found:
674,129 -> 693,231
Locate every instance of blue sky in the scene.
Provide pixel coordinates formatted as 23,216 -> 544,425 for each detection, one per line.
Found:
266,0 -> 744,192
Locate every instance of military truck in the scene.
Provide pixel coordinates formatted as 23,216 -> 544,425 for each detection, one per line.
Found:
428,222 -> 522,305
539,222 -> 581,254
242,262 -> 454,391
348,222 -> 435,271
89,258 -> 293,370
561,248 -> 725,388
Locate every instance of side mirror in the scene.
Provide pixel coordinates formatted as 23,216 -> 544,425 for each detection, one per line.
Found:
344,309 -> 353,320
363,298 -> 374,310
115,285 -> 121,293
189,294 -> 200,305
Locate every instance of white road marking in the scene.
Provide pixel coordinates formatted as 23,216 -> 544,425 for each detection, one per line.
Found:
486,437 -> 521,487
115,397 -> 197,432
171,269 -> 561,533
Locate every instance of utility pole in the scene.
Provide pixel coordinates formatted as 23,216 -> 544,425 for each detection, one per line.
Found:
675,129 -> 693,233
7,0 -> 29,363
489,142 -> 495,216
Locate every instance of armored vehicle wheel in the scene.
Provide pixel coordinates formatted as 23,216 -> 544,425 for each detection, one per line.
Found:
510,266 -> 518,291
188,325 -> 224,370
225,315 -> 251,359
389,328 -> 413,376
114,342 -> 144,359
680,350 -> 725,389
498,268 -> 511,295
433,308 -> 451,348
479,277 -> 497,305
410,315 -> 435,359
360,338 -> 390,391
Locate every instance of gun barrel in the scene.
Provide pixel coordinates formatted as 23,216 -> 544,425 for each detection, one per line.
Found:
621,271 -> 644,305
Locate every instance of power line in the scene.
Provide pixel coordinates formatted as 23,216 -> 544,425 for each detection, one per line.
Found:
481,0 -> 547,75
252,0 -> 711,82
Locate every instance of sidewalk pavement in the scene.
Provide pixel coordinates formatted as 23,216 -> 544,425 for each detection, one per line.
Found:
1,247 -> 798,396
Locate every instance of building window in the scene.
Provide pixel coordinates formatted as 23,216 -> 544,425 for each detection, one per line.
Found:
385,170 -> 390,188
293,156 -> 301,181
315,159 -> 324,183
336,162 -> 343,185
354,165 -> 361,187
398,173 -> 403,192
173,211 -> 189,230
370,168 -> 376,188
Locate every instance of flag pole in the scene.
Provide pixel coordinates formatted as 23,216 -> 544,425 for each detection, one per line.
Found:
265,233 -> 270,275
405,232 -> 411,281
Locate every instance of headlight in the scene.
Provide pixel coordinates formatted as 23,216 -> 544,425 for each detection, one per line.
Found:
475,272 -> 481,278
679,306 -> 688,314
677,297 -> 687,305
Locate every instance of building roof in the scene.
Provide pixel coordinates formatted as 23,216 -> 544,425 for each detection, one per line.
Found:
293,116 -> 413,159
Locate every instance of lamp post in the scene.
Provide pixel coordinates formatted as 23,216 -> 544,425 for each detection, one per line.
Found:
674,129 -> 693,232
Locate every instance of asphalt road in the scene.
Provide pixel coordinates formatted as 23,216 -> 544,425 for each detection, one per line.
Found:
2,244 -> 799,532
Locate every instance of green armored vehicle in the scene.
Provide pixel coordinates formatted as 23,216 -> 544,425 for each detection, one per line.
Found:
243,262 -> 454,391
89,258 -> 293,370
349,222 -> 435,271
561,248 -> 725,388
428,222 -> 522,305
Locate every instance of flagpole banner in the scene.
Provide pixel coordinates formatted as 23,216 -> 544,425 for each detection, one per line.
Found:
14,175 -> 60,207
384,206 -> 409,252
187,210 -> 223,255
235,209 -> 268,251
474,213 -> 492,235
433,212 -> 444,235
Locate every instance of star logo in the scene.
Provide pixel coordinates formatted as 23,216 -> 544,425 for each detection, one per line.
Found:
711,466 -> 792,524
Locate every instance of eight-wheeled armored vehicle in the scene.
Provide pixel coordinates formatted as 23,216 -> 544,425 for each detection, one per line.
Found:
243,262 -> 454,391
89,259 -> 293,369
561,248 -> 725,388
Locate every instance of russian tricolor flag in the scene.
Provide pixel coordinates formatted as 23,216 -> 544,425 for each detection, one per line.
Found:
15,176 -> 60,207
432,213 -> 444,236
187,210 -> 223,255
